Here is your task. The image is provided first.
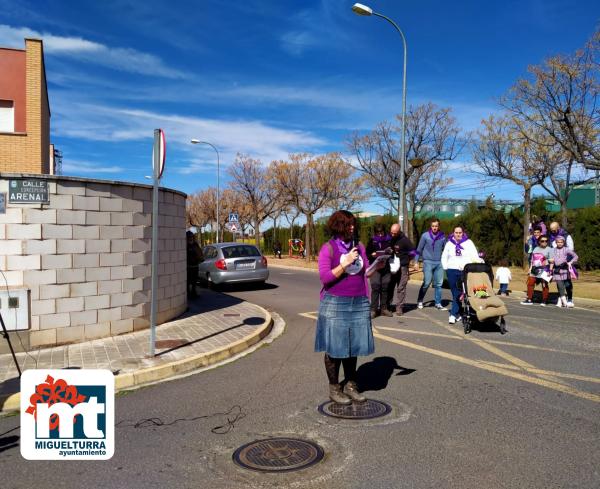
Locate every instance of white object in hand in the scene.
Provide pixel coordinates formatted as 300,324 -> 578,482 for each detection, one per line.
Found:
341,252 -> 363,275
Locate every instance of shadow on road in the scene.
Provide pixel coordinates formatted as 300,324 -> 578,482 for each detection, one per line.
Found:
356,356 -> 416,392
206,281 -> 279,293
0,427 -> 19,453
179,288 -> 246,319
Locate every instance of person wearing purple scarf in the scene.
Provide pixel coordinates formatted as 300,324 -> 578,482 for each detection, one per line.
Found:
366,223 -> 393,318
415,217 -> 447,310
315,210 -> 383,405
549,221 -> 575,250
441,226 -> 482,324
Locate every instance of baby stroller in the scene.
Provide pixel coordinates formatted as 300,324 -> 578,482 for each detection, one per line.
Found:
461,263 -> 508,335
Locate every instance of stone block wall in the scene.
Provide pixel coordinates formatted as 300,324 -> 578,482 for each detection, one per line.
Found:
0,173 -> 187,351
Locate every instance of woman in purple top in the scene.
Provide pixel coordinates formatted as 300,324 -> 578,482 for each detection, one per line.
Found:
315,210 -> 382,405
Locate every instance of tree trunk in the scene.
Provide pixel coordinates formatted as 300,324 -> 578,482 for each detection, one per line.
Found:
272,216 -> 277,253
522,185 -> 531,271
305,213 -> 313,262
560,201 -> 568,229
254,214 -> 260,249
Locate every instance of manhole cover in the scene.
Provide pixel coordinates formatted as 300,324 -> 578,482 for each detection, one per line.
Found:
318,399 -> 392,419
155,339 -> 188,349
232,437 -> 324,472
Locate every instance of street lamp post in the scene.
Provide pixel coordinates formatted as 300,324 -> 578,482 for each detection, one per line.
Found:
352,3 -> 407,227
191,139 -> 221,243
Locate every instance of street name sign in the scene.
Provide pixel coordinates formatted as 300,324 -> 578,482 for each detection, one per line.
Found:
9,179 -> 49,203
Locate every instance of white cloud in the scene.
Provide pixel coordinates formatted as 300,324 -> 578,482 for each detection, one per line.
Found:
280,30 -> 318,56
49,95 -> 326,171
0,24 -> 184,78
60,160 -> 125,174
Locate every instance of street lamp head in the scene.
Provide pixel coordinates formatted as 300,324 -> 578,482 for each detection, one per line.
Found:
190,139 -> 200,144
352,3 -> 373,16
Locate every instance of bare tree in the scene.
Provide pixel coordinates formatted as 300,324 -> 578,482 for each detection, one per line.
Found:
501,29 -> 599,225
472,115 -> 548,267
349,103 -> 462,238
272,152 -> 365,261
186,190 -> 212,245
228,154 -> 278,248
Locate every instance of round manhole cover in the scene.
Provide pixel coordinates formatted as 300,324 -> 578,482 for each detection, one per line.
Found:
232,437 -> 324,472
318,399 -> 392,419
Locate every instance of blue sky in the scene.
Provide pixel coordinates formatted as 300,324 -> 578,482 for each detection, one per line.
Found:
1,0 -> 598,210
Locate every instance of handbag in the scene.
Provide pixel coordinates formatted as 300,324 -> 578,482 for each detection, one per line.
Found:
568,263 -> 578,280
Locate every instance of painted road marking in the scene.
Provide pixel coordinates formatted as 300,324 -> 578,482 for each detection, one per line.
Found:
423,313 -> 567,386
299,309 -> 600,401
373,330 -> 600,403
376,325 -> 597,357
479,361 -> 600,384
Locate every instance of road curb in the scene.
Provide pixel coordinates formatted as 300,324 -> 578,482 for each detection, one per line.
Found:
0,307 -> 273,415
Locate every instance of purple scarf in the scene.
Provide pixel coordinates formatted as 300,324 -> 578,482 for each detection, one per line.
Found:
428,230 -> 445,252
334,237 -> 353,254
372,234 -> 391,249
549,228 -> 568,246
448,233 -> 469,256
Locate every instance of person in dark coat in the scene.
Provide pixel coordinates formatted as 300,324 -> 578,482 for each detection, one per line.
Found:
273,240 -> 282,259
186,231 -> 203,298
365,223 -> 393,318
387,223 -> 417,316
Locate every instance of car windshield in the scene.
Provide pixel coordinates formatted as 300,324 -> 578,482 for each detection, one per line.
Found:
221,245 -> 261,259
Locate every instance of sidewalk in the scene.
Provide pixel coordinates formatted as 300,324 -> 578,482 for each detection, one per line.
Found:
0,288 -> 273,413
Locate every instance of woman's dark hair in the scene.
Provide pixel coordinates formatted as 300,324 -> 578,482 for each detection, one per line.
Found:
373,223 -> 385,235
453,225 -> 464,233
430,217 -> 440,224
533,225 -> 542,232
327,210 -> 356,238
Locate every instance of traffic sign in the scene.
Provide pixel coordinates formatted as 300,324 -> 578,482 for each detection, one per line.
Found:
229,212 -> 238,223
152,129 -> 166,179
229,223 -> 238,233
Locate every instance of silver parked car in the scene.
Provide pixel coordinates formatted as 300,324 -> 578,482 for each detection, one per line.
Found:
199,242 -> 269,285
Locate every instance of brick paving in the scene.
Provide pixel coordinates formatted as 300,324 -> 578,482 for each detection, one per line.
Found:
0,288 -> 269,388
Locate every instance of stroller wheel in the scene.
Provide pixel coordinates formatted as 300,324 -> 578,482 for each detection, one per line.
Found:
499,317 -> 507,335
463,316 -> 471,335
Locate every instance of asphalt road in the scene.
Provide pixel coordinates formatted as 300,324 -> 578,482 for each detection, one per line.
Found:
1,266 -> 599,489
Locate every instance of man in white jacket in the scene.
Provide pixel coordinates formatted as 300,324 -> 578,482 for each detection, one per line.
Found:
441,226 -> 482,324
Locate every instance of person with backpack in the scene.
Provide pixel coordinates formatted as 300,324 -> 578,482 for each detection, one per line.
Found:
315,210 -> 384,405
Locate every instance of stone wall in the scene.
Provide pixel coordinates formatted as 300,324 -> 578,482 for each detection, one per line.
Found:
0,173 -> 187,352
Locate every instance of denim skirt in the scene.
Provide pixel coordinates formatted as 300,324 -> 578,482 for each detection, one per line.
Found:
314,294 -> 374,358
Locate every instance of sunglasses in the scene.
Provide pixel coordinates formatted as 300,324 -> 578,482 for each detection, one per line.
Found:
539,240 -> 548,243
